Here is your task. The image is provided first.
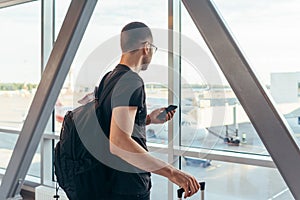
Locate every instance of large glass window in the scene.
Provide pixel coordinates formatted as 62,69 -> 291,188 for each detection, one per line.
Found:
181,160 -> 292,199
54,0 -> 169,139
0,0 -> 296,198
0,132 -> 17,170
212,0 -> 300,146
52,1 -> 298,198
54,0 -> 169,195
179,0 -> 300,155
150,152 -> 168,199
180,1 -> 264,155
0,1 -> 41,178
0,2 -> 41,130
178,0 -> 300,198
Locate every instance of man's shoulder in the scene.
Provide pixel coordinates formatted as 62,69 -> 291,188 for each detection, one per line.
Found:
118,70 -> 143,84
115,64 -> 143,80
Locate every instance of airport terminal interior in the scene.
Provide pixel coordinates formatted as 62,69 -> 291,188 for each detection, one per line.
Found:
0,0 -> 300,199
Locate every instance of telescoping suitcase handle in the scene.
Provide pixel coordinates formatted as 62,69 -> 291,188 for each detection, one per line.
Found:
177,182 -> 205,200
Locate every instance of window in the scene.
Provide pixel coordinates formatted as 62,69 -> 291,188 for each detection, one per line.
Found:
175,0 -> 300,198
54,0 -> 169,197
0,132 -> 17,170
0,2 -> 41,130
181,160 -> 292,199
54,0 -> 169,135
212,0 -> 300,146
0,1 -> 41,178
0,1 -> 297,199
180,1 -> 264,155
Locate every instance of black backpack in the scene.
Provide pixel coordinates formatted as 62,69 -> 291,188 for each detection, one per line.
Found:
54,70 -> 125,200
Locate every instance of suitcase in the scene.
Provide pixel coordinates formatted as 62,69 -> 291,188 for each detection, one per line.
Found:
177,182 -> 205,200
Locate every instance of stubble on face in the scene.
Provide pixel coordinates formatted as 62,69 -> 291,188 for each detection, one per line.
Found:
140,50 -> 153,71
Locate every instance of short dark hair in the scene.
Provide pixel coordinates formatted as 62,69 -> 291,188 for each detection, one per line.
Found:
120,22 -> 153,53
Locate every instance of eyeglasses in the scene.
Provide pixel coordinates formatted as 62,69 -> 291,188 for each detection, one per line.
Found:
143,41 -> 158,54
149,42 -> 158,53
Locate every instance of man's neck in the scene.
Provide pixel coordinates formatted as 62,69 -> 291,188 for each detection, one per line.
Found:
119,53 -> 142,73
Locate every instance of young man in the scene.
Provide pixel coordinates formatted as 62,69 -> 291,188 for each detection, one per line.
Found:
101,22 -> 200,200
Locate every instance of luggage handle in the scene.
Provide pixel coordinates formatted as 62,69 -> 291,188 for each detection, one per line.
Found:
177,182 -> 205,200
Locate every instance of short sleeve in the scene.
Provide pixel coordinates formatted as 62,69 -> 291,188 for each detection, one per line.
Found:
111,71 -> 144,108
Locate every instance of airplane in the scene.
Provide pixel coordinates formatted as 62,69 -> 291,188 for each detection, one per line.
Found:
146,97 -> 208,145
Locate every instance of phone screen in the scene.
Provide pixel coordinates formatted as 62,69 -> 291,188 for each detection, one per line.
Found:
166,105 -> 178,112
157,105 -> 177,120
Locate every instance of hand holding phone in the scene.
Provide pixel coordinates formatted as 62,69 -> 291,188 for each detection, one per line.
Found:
157,105 -> 178,121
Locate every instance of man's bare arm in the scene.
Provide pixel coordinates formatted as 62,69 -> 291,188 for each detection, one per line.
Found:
110,106 -> 199,198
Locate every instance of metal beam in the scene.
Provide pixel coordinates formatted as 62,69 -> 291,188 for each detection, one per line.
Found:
181,0 -> 300,199
168,0 -> 181,199
0,0 -> 97,198
0,0 -> 36,9
40,0 -> 55,186
148,144 -> 275,169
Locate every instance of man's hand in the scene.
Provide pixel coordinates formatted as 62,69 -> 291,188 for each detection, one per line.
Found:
168,169 -> 200,198
148,107 -> 176,124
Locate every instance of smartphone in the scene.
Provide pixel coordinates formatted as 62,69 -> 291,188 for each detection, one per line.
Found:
157,105 -> 178,121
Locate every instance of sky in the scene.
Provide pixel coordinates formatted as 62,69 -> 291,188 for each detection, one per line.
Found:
213,0 -> 300,84
0,0 -> 300,86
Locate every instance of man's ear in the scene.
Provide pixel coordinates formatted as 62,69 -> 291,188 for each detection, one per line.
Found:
142,43 -> 150,55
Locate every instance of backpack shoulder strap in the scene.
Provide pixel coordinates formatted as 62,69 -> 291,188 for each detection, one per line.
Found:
94,71 -> 111,101
96,69 -> 127,106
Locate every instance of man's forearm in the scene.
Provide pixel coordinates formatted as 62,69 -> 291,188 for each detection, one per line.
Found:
110,106 -> 176,178
110,128 -> 174,177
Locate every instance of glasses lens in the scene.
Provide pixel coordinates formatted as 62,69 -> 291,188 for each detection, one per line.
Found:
143,41 -> 157,53
150,43 -> 157,53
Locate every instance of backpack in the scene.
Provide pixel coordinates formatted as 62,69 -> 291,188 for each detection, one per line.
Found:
54,70 -> 125,200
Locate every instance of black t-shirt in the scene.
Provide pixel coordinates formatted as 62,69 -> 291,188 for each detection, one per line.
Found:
99,64 -> 151,195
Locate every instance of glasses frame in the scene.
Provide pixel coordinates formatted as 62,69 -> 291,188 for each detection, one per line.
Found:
143,41 -> 158,53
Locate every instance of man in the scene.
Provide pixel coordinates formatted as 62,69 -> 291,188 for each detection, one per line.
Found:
101,22 -> 200,200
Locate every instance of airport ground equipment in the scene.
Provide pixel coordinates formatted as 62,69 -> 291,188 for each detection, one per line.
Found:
183,157 -> 211,168
207,127 -> 240,146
